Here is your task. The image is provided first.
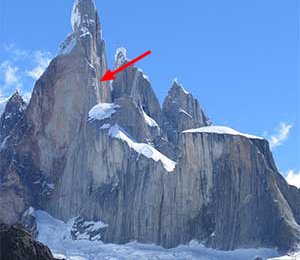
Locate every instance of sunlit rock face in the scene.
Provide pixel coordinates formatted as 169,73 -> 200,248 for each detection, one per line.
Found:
0,0 -> 299,253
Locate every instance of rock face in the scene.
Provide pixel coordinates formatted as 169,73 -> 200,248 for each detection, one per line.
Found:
162,80 -> 210,145
0,92 -> 29,224
0,91 -> 26,144
0,0 -> 299,253
0,223 -> 57,260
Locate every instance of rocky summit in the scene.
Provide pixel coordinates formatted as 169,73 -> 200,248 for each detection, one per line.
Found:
0,0 -> 299,254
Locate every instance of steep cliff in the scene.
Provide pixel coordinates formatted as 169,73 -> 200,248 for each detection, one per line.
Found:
179,128 -> 300,250
0,0 -> 299,253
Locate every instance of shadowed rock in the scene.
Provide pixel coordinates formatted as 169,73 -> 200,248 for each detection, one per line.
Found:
0,91 -> 26,144
0,223 -> 58,260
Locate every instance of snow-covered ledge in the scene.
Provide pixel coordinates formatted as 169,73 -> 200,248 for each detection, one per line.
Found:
182,125 -> 263,140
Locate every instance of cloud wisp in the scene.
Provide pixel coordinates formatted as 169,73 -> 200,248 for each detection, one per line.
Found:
0,61 -> 22,89
26,50 -> 52,80
285,170 -> 300,189
0,44 -> 52,99
269,123 -> 293,150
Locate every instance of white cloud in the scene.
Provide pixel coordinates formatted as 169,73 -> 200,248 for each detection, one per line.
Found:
4,44 -> 28,60
285,170 -> 300,188
0,61 -> 22,88
0,45 -> 52,100
26,50 -> 52,80
269,122 -> 293,149
4,65 -> 18,85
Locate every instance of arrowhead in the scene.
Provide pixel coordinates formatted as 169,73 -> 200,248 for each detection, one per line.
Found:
101,70 -> 115,82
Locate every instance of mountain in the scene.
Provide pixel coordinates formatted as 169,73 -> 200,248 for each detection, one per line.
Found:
0,0 -> 299,255
0,91 -> 27,144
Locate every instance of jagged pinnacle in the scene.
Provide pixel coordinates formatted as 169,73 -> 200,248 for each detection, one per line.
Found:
170,78 -> 190,95
71,0 -> 96,30
114,47 -> 128,69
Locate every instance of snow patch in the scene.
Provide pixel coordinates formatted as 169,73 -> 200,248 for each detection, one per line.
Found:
114,47 -> 127,69
100,123 -> 110,130
72,218 -> 108,241
269,253 -> 300,260
0,136 -> 9,150
79,27 -> 91,38
80,31 -> 91,38
88,103 -> 120,121
183,125 -> 263,140
142,110 -> 159,128
138,68 -> 150,81
173,78 -> 189,94
83,220 -> 108,231
179,108 -> 192,118
109,124 -> 176,172
71,0 -> 81,30
47,183 -> 55,190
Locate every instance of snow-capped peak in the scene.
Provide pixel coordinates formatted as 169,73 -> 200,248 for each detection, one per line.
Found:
71,0 -> 96,31
114,47 -> 128,69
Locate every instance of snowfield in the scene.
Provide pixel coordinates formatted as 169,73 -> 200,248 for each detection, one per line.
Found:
32,209 -> 285,260
183,125 -> 263,140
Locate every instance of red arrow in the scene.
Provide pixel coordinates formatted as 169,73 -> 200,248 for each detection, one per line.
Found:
101,50 -> 151,82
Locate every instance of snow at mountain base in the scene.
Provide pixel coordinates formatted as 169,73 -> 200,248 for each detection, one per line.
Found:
271,254 -> 300,260
183,125 -> 263,140
33,209 -> 282,260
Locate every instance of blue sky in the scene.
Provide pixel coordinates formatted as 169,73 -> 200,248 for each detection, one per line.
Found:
0,0 -> 299,182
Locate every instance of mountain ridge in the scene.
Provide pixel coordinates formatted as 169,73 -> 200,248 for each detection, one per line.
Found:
0,0 -> 299,254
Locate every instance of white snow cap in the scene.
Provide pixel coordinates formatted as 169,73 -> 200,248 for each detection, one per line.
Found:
88,103 -> 120,121
71,0 -> 96,31
109,124 -> 176,172
114,47 -> 128,69
183,125 -> 263,140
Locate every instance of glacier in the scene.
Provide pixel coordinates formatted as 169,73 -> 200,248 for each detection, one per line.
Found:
33,209 -> 282,260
